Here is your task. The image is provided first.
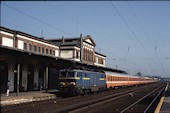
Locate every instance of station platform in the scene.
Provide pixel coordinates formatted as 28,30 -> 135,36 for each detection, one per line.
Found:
155,82 -> 170,113
0,90 -> 58,106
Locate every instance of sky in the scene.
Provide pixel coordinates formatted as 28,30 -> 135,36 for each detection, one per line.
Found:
1,1 -> 170,78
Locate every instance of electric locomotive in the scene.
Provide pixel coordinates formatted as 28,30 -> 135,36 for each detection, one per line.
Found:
58,69 -> 106,95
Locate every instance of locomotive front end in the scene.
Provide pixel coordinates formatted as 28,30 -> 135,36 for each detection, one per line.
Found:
58,70 -> 80,95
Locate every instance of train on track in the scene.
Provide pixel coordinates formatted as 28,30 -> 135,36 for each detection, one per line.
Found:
58,69 -> 158,95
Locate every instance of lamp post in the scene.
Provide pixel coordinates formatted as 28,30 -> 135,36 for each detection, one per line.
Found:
14,64 -> 20,96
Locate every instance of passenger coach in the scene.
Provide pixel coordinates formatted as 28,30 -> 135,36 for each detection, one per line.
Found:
105,71 -> 158,89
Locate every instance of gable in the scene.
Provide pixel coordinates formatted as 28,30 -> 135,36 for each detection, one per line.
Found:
84,36 -> 96,46
85,39 -> 93,44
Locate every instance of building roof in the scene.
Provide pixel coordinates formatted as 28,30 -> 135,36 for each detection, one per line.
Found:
1,45 -> 126,74
95,51 -> 106,57
0,26 -> 58,47
47,35 -> 96,47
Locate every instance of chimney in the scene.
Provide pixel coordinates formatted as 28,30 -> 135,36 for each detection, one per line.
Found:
62,36 -> 65,44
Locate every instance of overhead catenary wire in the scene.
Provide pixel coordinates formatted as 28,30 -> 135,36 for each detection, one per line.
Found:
2,2 -> 127,60
1,2 -> 75,37
2,2 -> 168,76
109,1 -> 165,76
2,2 -> 129,52
126,2 -> 169,76
1,19 -> 44,37
126,2 -> 157,75
109,1 -> 154,63
127,1 -> 153,45
51,4 -> 128,50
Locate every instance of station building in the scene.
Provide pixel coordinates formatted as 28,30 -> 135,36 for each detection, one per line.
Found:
0,26 -> 109,94
48,35 -> 106,67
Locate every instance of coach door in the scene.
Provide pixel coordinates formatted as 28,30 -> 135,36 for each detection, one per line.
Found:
0,61 -> 8,93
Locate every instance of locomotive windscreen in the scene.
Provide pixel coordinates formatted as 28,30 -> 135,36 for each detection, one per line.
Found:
59,71 -> 75,78
60,71 -> 67,77
67,72 -> 75,77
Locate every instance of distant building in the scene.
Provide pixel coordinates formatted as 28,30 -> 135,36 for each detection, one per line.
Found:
48,35 -> 106,67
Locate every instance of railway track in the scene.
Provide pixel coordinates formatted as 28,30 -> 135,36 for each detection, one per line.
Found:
67,82 -> 166,113
120,83 -> 166,113
1,82 -> 165,113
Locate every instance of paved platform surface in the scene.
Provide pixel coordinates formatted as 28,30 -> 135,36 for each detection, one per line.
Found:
0,90 -> 58,106
155,82 -> 170,113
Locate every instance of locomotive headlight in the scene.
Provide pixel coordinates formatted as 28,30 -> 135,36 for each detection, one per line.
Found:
60,82 -> 65,86
70,82 -> 76,86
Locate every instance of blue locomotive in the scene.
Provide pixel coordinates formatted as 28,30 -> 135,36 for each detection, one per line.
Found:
58,69 -> 106,95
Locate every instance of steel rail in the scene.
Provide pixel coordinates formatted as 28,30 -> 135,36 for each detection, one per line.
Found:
120,84 -> 165,113
144,82 -> 169,113
143,87 -> 165,113
66,84 -> 163,113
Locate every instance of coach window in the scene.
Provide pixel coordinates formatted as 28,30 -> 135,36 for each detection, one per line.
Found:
29,44 -> 32,51
24,42 -> 27,50
115,77 -> 117,81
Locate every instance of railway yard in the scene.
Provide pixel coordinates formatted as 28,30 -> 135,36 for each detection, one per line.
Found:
1,82 -> 167,113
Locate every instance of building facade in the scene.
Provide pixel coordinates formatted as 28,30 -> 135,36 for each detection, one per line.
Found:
48,35 -> 106,67
0,26 -> 60,93
0,26 -> 106,93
